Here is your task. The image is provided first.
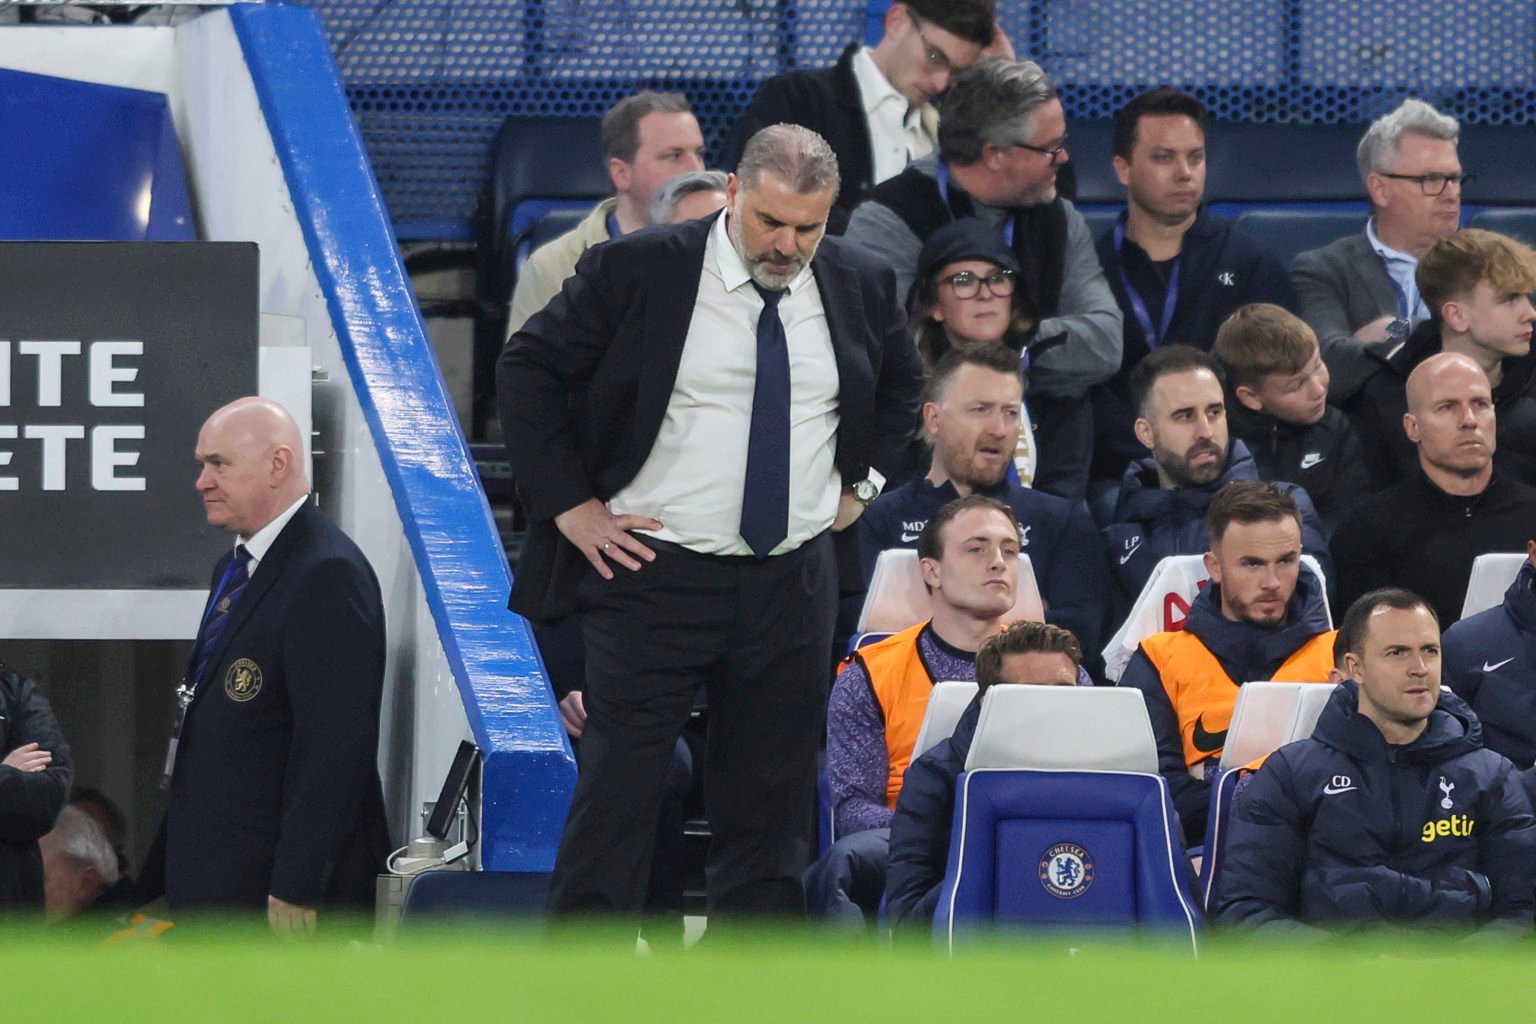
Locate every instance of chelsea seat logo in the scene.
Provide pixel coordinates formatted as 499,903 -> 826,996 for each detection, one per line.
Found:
225,659 -> 263,702
1039,843 -> 1094,899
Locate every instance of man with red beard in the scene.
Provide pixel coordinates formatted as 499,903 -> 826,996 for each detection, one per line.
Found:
1103,345 -> 1331,610
1121,481 -> 1337,844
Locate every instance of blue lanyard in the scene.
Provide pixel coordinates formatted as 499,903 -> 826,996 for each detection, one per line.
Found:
1113,221 -> 1181,347
606,209 -> 622,240
935,161 -> 1015,247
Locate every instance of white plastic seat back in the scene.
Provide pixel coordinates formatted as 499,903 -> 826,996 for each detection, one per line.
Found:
911,680 -> 980,759
1102,553 -> 1331,683
1219,681 -> 1338,770
1461,553 -> 1527,619
964,686 -> 1157,773
856,549 -> 1044,634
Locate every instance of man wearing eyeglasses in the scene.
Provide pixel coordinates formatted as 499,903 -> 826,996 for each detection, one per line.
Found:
845,58 -> 1123,503
1292,99 -> 1467,402
735,1 -> 1008,235
1090,88 -> 1298,487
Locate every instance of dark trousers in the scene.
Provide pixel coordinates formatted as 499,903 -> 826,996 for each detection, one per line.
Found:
803,827 -> 890,932
548,532 -> 836,919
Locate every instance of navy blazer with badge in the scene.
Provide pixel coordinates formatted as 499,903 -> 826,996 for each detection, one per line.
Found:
144,501 -> 390,912
498,211 -> 925,624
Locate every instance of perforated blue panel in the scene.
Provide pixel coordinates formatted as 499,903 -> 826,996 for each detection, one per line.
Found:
286,0 -> 1536,240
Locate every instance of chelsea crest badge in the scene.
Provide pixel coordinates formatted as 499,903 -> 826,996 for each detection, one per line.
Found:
225,659 -> 263,702
1039,842 -> 1094,899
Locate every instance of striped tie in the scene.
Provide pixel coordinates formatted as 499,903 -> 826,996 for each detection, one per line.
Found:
191,545 -> 251,687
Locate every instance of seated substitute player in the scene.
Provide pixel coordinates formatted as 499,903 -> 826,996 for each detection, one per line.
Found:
1213,303 -> 1369,535
1121,480 -> 1336,844
810,494 -> 1023,928
1443,538 -> 1536,768
858,342 -> 1109,664
883,621 -> 1083,934
1216,588 -> 1536,936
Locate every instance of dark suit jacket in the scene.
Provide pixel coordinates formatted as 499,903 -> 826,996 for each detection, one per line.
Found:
735,44 -> 875,236
142,501 -> 390,912
497,212 -> 924,624
1290,231 -> 1400,401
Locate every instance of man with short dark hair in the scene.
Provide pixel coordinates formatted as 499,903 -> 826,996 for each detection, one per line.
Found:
1444,539 -> 1536,768
1121,480 -> 1336,842
507,91 -> 706,334
1333,352 -> 1536,628
1091,88 -> 1295,481
858,342 -> 1109,662
499,124 -> 922,919
809,493 -> 1023,927
1104,344 -> 1330,605
884,620 -> 1084,932
1217,588 -> 1536,935
736,0 -> 1005,233
1350,228 -> 1536,488
846,58 -> 1122,501
1292,99 -> 1465,400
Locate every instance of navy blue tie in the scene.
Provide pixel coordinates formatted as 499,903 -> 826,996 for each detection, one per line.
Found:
740,284 -> 792,557
191,545 -> 251,686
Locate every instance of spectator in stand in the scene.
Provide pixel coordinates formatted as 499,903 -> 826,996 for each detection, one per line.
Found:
0,657 -> 71,915
858,342 -> 1109,667
1216,588 -> 1536,936
1333,353 -> 1536,628
1103,345 -> 1330,608
1213,303 -> 1369,534
507,91 -> 706,335
1444,539 -> 1536,768
884,620 -> 1083,933
1120,481 -> 1336,843
1091,87 -> 1296,484
1291,99 -> 1465,402
809,494 -> 1025,929
67,787 -> 136,910
734,0 -> 1010,233
39,806 -> 119,922
647,169 -> 730,226
1350,229 -> 1536,488
846,57 -> 1121,502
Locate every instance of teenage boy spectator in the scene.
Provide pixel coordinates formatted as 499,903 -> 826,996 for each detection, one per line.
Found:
858,343 -> 1110,663
1350,229 -> 1536,488
1091,87 -> 1295,481
1443,539 -> 1536,768
1120,481 -> 1336,843
735,0 -> 1005,233
1103,345 -> 1330,606
884,621 -> 1083,933
1213,303 -> 1369,533
1333,353 -> 1536,628
1216,589 -> 1536,936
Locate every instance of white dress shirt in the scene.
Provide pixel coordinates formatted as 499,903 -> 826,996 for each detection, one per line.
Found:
608,213 -> 841,556
237,493 -> 310,576
852,46 -> 934,184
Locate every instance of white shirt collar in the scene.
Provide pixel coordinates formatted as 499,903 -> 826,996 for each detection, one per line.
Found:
851,45 -> 909,119
239,493 -> 311,570
711,207 -> 816,297
1366,216 -> 1417,265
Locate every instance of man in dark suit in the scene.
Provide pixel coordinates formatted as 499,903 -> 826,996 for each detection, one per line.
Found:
499,124 -> 923,920
734,0 -> 1001,234
141,397 -> 389,935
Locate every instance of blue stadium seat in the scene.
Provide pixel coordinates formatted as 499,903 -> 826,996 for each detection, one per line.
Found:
1468,208 -> 1536,247
516,205 -> 596,277
934,770 -> 1198,949
1077,206 -> 1121,244
399,869 -> 551,926
1459,127 -> 1536,205
1233,208 -> 1367,270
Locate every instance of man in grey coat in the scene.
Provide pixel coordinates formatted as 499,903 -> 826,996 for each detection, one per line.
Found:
1290,99 -> 1465,400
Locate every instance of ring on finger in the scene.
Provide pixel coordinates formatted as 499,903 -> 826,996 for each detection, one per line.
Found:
602,542 -> 612,551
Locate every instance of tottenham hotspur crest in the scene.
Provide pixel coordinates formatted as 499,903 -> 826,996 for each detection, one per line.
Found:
1039,842 -> 1095,899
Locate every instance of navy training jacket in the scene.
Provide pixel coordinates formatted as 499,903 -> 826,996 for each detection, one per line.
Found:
1444,560 -> 1536,769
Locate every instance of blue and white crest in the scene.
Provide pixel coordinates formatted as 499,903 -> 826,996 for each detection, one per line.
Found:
1039,842 -> 1094,899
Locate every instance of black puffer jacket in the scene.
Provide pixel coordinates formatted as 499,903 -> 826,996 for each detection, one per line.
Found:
1216,682 -> 1536,935
0,662 -> 72,912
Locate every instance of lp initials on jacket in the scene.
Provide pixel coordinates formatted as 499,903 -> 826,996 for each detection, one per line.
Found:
1421,815 -> 1475,843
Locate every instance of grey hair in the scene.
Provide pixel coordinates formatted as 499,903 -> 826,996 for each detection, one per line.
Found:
736,123 -> 841,197
1356,98 -> 1460,182
939,58 -> 1058,165
647,169 -> 730,225
46,805 -> 119,887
